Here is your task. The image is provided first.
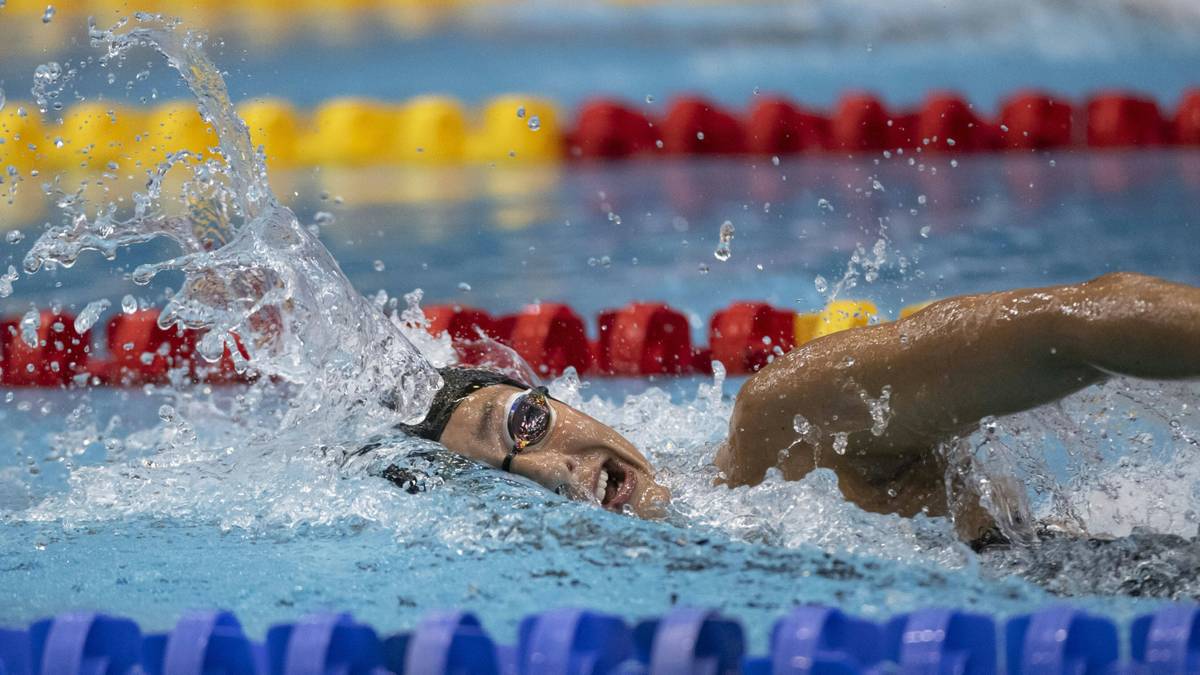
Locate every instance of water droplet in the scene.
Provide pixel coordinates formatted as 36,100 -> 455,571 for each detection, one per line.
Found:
6,229 -> 23,244
817,198 -> 834,212
917,194 -> 927,205
372,259 -> 385,272
515,106 -> 525,119
814,275 -> 828,294
587,257 -> 598,267
121,294 -> 138,314
157,404 -> 176,422
457,281 -> 471,292
832,432 -> 849,455
713,220 -> 734,262
697,263 -> 710,274
752,86 -> 760,95
949,159 -> 958,168
600,255 -> 611,269
0,87 -> 5,112
793,414 -> 811,436
41,4 -> 54,23
771,156 -> 780,166
695,131 -> 705,141
53,137 -> 64,148
0,265 -> 18,298
645,94 -> 654,103
920,225 -> 931,238
314,211 -> 334,226
655,140 -> 664,149
527,115 -> 540,132
871,179 -> 885,192
74,298 -> 110,333
20,308 -> 41,347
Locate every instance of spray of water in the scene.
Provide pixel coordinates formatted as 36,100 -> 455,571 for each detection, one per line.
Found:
22,15 -> 441,447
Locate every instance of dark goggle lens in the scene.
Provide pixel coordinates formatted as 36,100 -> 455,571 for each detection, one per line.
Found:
507,389 -> 552,450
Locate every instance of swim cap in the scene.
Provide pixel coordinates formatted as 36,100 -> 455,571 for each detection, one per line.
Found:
394,366 -> 530,442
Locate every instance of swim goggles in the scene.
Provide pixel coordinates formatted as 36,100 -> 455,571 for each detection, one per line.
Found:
500,385 -> 555,472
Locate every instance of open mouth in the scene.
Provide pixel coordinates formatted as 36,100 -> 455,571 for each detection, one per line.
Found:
593,458 -> 637,511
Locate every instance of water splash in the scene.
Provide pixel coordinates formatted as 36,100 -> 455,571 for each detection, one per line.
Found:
22,15 -> 441,443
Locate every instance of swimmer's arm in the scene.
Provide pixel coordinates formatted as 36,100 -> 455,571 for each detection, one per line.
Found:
716,272 -> 1200,491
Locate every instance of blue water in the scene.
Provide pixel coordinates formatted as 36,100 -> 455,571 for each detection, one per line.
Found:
1,1 -> 1200,649
2,154 -> 1199,647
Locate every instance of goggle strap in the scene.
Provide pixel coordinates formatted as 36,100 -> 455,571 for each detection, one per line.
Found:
501,451 -> 517,473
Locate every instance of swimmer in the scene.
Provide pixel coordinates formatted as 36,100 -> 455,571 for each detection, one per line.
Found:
394,273 -> 1200,541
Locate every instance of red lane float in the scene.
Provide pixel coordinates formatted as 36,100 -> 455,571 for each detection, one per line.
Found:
1087,93 -> 1169,148
918,92 -> 997,152
0,311 -> 90,386
708,302 -> 795,375
595,302 -> 692,375
1174,89 -> 1200,145
829,93 -> 892,152
570,100 -> 659,159
999,91 -> 1074,149
746,98 -> 829,155
104,311 -> 197,385
661,97 -> 745,155
493,303 -> 592,377
563,89 -> 1197,158
423,304 -> 498,366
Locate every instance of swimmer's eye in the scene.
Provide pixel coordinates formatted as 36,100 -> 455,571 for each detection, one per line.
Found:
505,386 -> 553,453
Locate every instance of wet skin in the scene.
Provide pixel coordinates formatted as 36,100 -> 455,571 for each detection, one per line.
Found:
437,273 -> 1200,539
438,384 -> 671,518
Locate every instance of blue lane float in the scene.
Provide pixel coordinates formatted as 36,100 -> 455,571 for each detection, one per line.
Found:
1,604 -> 1199,674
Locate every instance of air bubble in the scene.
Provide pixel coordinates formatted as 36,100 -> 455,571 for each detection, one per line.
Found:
6,229 -> 23,244
121,294 -> 138,314
817,198 -> 834,212
515,106 -> 525,119
527,115 -> 540,132
373,260 -> 385,272
42,4 -> 54,23
457,281 -> 471,292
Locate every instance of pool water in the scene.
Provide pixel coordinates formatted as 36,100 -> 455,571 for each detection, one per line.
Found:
0,6 -> 1199,652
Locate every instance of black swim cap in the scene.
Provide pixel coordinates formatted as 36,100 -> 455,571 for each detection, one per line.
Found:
394,366 -> 530,442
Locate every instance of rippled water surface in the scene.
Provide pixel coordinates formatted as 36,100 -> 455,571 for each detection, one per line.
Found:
0,10 -> 1198,647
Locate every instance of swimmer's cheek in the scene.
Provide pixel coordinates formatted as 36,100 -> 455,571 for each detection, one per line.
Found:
635,482 -> 671,519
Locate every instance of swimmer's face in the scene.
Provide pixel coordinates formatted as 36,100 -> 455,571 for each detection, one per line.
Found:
439,385 -> 670,518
